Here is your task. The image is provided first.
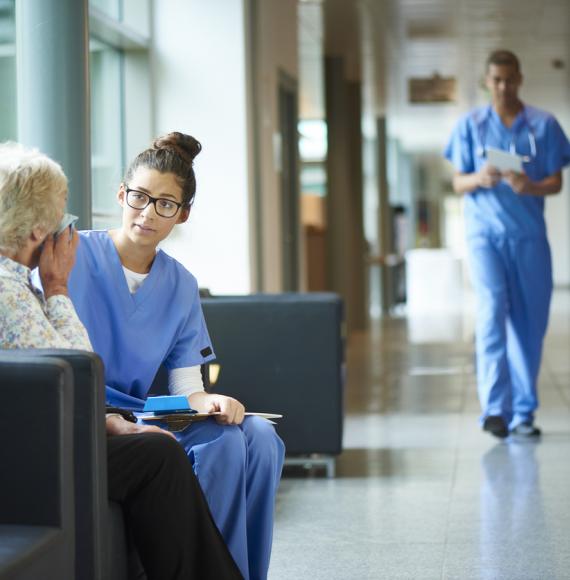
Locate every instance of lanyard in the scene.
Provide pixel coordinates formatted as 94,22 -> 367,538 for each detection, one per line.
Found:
476,105 -> 537,162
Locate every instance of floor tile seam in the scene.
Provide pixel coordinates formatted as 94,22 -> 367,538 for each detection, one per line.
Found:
273,535 -> 450,548
541,363 -> 568,404
442,538 -> 570,546
440,424 -> 463,580
458,367 -> 471,413
548,372 -> 570,409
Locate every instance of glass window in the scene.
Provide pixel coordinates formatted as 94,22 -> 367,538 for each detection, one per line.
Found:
90,0 -> 122,21
299,119 -> 327,197
89,0 -> 151,229
90,38 -> 124,230
0,0 -> 16,142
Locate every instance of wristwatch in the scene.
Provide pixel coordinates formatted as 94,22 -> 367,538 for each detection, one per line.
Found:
105,406 -> 137,423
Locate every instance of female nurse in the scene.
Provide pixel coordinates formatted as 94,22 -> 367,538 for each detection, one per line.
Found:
68,132 -> 285,580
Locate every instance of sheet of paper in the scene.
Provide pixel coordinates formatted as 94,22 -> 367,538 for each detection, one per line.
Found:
137,411 -> 283,422
486,147 -> 523,173
245,412 -> 283,419
137,411 -> 283,432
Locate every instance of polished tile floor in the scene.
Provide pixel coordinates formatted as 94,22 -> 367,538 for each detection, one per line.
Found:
269,291 -> 570,580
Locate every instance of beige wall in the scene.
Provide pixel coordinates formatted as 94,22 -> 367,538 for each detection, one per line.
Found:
153,0 -> 252,294
154,0 -> 302,293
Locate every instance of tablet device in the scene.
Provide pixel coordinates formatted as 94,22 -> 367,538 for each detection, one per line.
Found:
486,147 -> 523,173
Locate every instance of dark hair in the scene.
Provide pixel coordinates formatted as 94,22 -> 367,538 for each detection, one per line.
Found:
486,50 -> 521,74
124,132 -> 202,206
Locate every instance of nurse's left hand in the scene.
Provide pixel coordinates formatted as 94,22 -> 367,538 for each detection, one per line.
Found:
504,170 -> 532,195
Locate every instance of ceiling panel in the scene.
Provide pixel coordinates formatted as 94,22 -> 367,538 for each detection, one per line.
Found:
298,0 -> 570,150
382,0 -> 570,151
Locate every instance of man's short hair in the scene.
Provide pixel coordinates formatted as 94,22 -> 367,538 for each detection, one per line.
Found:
486,50 -> 521,73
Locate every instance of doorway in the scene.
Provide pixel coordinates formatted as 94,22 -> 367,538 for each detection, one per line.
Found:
278,70 -> 300,291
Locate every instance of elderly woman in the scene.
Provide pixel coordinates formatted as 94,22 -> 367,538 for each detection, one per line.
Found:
0,142 -> 242,580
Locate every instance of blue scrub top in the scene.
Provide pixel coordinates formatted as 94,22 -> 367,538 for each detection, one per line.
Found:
444,104 -> 570,238
68,230 -> 216,410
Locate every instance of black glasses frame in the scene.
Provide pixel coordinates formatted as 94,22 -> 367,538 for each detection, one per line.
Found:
125,187 -> 186,219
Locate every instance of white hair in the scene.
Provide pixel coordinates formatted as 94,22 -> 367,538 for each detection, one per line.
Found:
0,142 -> 67,253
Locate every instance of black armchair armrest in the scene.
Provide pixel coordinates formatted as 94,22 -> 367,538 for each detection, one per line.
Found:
201,293 -> 345,456
1,349 -> 109,580
0,354 -> 75,580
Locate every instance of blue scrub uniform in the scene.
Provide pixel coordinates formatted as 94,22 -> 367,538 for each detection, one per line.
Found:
68,231 -> 285,580
444,104 -> 570,430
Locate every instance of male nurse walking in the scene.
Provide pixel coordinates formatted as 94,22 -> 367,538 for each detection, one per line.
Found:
444,49 -> 570,439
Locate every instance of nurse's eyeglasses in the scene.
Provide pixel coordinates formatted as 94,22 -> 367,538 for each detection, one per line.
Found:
125,187 -> 186,219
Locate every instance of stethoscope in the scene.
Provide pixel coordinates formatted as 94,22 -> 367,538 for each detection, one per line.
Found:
475,105 -> 537,163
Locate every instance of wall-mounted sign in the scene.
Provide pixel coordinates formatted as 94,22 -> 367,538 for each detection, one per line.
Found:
409,74 -> 457,104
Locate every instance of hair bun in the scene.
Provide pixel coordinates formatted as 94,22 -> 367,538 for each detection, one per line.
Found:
153,132 -> 201,164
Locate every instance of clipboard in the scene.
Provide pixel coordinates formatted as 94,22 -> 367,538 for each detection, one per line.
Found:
137,411 -> 283,432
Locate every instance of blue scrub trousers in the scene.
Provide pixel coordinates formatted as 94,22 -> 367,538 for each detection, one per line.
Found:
175,416 -> 285,580
467,234 -> 552,430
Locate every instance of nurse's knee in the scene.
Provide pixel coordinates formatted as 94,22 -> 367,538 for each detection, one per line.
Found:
243,417 -> 285,463
477,291 -> 507,328
218,423 -> 248,464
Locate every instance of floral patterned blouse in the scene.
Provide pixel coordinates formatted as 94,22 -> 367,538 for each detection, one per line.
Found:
0,255 -> 92,351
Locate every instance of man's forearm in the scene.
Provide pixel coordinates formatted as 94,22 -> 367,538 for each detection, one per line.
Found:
452,172 -> 482,194
524,174 -> 562,197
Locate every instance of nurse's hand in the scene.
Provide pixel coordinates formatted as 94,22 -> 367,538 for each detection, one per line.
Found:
189,392 -> 245,425
105,414 -> 177,440
503,170 -> 531,194
477,164 -> 501,188
207,394 -> 245,425
39,229 -> 79,298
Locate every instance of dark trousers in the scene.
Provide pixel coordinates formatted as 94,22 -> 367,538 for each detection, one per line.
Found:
107,433 -> 243,580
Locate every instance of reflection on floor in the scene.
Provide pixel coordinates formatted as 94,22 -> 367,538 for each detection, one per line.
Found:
269,291 -> 570,580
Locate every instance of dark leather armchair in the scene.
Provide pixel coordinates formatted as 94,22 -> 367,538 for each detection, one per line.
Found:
201,293 -> 345,476
0,354 -> 75,580
0,350 -> 139,580
150,292 -> 344,477
151,293 -> 345,475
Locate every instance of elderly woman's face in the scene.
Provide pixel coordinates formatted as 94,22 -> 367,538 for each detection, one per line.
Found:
25,188 -> 69,269
51,190 -> 68,234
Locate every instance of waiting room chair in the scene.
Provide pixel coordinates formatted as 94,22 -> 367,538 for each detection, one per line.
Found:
200,293 -> 345,476
0,350 -> 142,580
0,354 -> 75,580
152,292 -> 345,476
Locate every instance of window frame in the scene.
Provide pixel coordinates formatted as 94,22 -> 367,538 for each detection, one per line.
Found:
88,1 -> 152,228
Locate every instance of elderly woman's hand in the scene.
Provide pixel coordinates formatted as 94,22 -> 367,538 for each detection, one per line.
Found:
39,229 -> 79,298
105,415 -> 177,439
